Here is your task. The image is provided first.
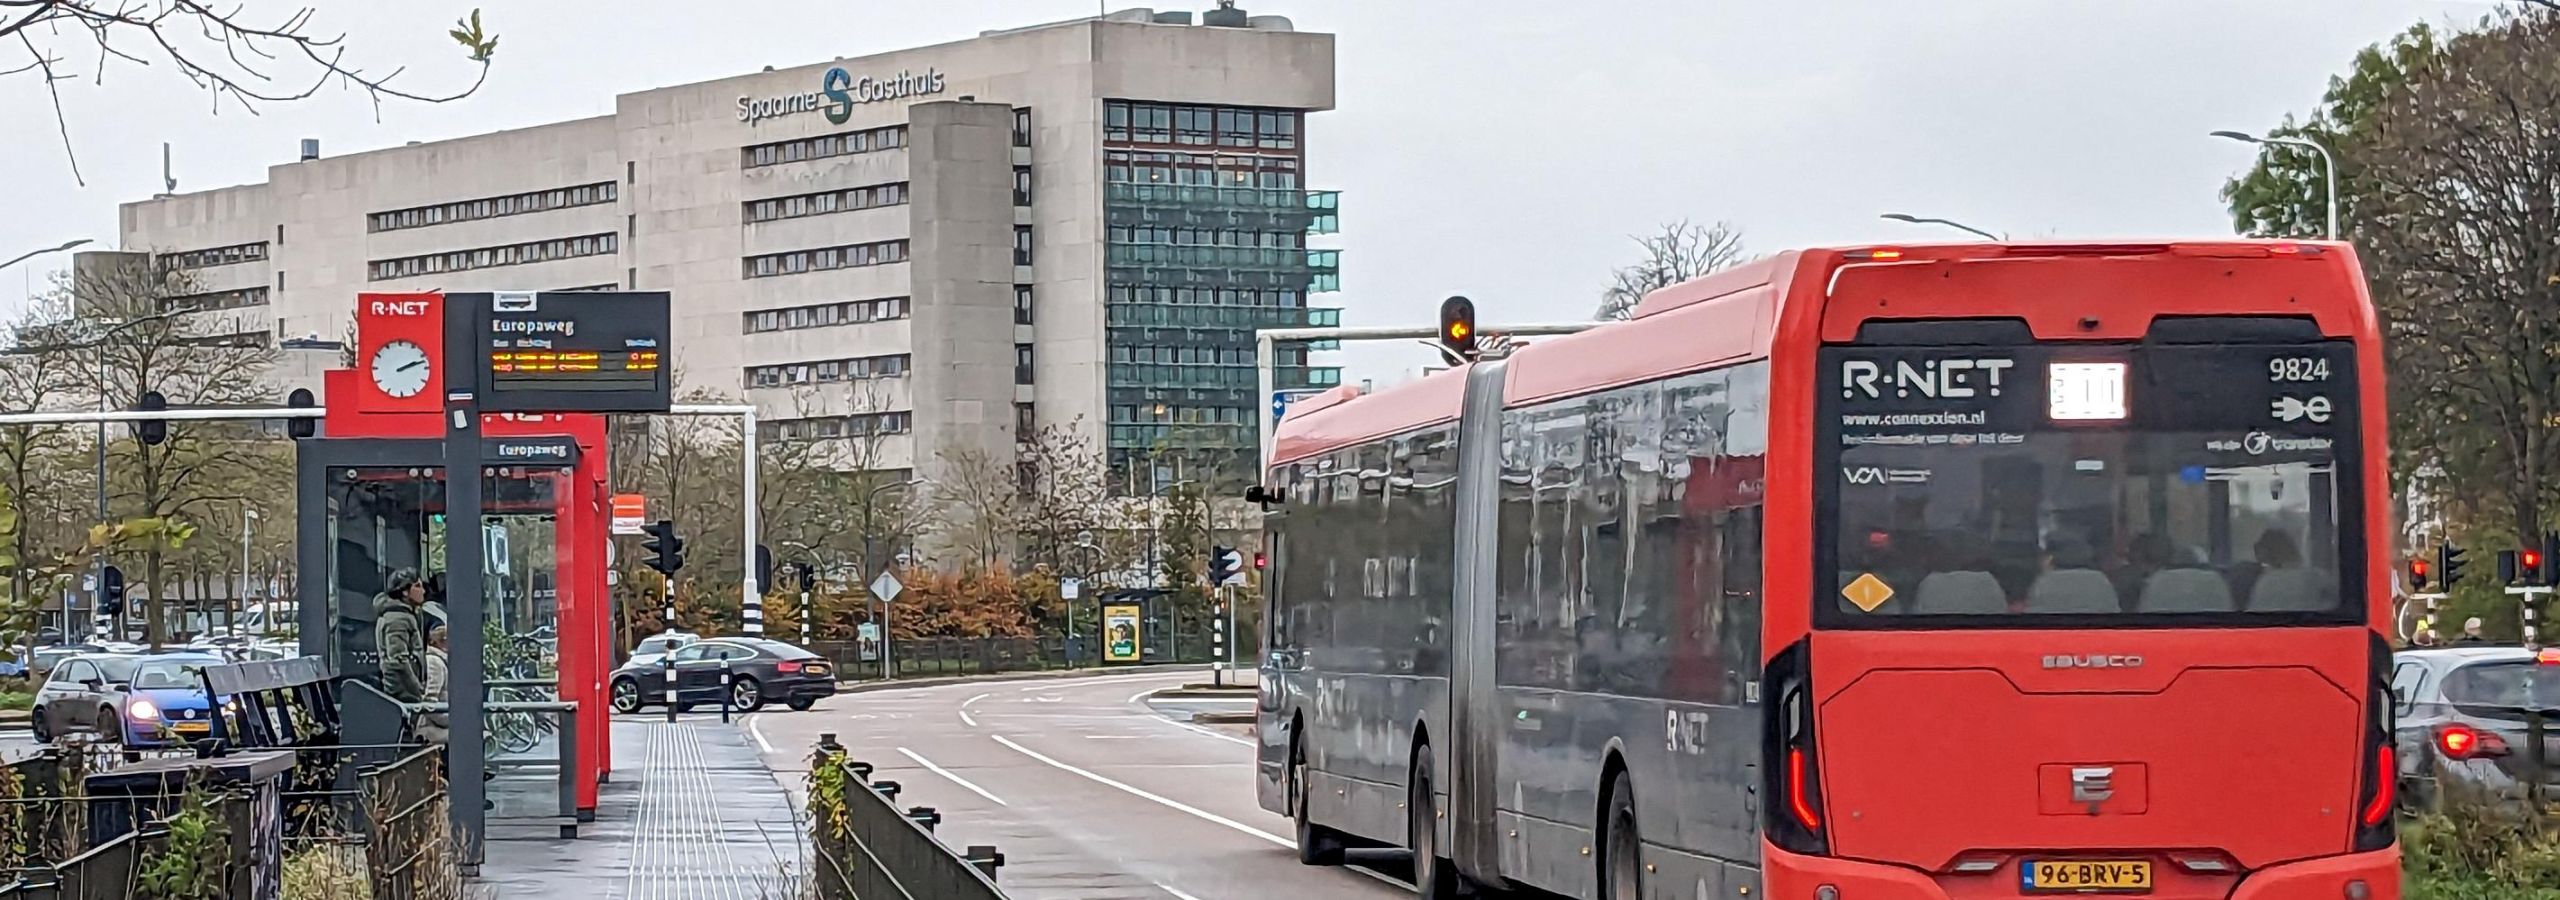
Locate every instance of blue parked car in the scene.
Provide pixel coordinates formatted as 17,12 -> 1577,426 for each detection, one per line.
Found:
30,652 -> 230,748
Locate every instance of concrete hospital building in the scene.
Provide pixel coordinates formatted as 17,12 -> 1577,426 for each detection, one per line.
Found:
104,5 -> 1342,481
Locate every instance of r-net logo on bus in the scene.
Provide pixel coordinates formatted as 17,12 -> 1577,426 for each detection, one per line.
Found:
1840,357 -> 2017,401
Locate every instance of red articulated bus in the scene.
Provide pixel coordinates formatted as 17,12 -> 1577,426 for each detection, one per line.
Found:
1256,241 -> 2398,900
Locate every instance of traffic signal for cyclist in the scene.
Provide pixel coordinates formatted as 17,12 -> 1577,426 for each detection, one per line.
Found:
795,562 -> 817,594
1207,545 -> 1243,587
2541,533 -> 2560,586
135,390 -> 167,446
1438,295 -> 1478,360
641,520 -> 686,575
2440,543 -> 2468,590
2501,549 -> 2523,586
99,565 -> 126,617
753,543 -> 775,595
2408,557 -> 2430,591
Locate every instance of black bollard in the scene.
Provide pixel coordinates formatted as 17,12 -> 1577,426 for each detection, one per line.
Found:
720,657 -> 734,724
965,845 -> 1005,881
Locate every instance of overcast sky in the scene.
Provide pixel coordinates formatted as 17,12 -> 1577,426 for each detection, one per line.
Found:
0,0 -> 2512,384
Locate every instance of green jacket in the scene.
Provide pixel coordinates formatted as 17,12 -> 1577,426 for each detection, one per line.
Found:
374,595 -> 428,703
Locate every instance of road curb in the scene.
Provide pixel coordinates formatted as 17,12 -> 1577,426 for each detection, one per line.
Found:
1191,711 -> 1255,725
0,709 -> 28,726
832,664 -> 1205,695
1156,688 -> 1255,698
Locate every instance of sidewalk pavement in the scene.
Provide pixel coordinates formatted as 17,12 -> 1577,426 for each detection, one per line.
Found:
474,716 -> 803,900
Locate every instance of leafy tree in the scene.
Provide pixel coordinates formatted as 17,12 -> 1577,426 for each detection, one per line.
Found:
4,3 -> 498,183
1595,220 -> 1750,321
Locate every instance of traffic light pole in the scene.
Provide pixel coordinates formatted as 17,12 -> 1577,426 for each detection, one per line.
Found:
2506,583 -> 2552,816
2411,591 -> 2448,644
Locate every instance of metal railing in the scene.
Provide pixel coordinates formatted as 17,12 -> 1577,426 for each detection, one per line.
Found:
805,735 -> 1004,900
360,746 -> 454,900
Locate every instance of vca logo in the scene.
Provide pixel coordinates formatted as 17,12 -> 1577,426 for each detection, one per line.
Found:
1841,358 -> 2016,400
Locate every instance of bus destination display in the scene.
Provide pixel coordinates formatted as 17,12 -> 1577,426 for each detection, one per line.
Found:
468,290 -> 673,413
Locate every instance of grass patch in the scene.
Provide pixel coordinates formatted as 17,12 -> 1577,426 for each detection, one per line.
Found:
2404,788 -> 2560,900
0,689 -> 31,712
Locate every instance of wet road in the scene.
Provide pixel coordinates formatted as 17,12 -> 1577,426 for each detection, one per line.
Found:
745,669 -> 1417,900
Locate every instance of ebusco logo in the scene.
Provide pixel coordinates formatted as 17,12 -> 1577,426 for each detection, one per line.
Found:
737,66 -> 947,125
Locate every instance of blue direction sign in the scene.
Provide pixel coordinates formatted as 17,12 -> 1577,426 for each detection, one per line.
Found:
1272,389 -> 1324,425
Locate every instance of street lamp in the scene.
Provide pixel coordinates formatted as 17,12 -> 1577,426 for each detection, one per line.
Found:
2212,130 -> 2339,241
861,476 -> 923,678
80,311 -> 185,641
0,238 -> 92,273
1880,213 -> 2002,242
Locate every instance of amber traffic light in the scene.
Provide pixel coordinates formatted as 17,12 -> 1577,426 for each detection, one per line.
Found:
1438,295 -> 1478,359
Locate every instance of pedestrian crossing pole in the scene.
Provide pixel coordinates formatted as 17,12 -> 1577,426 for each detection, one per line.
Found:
2504,580 -> 2550,815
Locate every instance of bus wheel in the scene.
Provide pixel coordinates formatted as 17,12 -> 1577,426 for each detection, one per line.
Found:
1292,746 -> 1345,866
1410,750 -> 1460,899
1599,770 -> 1642,900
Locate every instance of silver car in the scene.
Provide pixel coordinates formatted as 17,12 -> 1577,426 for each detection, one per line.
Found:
2392,645 -> 2560,809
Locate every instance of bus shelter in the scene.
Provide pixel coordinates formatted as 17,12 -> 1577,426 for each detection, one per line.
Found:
293,366 -> 611,831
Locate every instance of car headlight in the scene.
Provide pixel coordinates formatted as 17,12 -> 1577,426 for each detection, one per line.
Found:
127,698 -> 160,720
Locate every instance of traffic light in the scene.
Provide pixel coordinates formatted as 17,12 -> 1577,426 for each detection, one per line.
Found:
2440,543 -> 2468,590
795,562 -> 817,594
135,390 -> 167,446
99,565 -> 126,617
1438,295 -> 1478,360
2501,549 -> 2522,586
641,519 -> 686,575
286,388 -> 318,439
2408,557 -> 2431,591
1208,545 -> 1244,587
1253,551 -> 1268,571
754,544 -> 775,596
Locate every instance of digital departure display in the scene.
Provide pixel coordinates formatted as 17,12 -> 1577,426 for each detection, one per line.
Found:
464,291 -> 673,413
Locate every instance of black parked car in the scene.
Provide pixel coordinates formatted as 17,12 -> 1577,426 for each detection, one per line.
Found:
608,637 -> 834,714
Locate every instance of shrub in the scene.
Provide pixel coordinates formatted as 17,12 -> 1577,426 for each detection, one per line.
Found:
2403,788 -> 2560,900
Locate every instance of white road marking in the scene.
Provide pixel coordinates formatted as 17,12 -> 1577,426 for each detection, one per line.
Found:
989,734 -> 1292,847
1159,884 -> 1207,900
896,747 -> 1008,807
1164,716 -> 1256,748
962,692 -> 993,708
959,709 -> 978,727
746,714 -> 776,753
1129,686 -> 1168,705
1015,671 -> 1183,692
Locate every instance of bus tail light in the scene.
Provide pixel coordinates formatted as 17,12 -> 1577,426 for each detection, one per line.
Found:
2436,724 -> 2510,760
2352,634 -> 2396,851
1762,640 -> 1828,855
1946,852 -> 2010,874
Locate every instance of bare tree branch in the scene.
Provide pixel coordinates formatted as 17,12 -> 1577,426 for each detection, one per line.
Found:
4,2 -> 498,183
1594,220 -> 1751,321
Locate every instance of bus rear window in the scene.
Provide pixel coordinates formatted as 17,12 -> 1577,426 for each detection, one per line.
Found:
1816,340 -> 2363,627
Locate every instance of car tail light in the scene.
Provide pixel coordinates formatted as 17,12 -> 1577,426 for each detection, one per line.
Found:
2539,648 -> 2560,666
2436,724 -> 2510,760
1762,640 -> 1828,855
776,661 -> 803,674
2352,634 -> 2396,851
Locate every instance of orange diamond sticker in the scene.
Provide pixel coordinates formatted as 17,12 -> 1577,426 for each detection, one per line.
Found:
1842,572 -> 1895,612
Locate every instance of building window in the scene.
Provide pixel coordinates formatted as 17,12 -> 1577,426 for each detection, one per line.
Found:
368,181 -> 618,233
275,224 -> 285,246
1015,344 -> 1035,385
368,232 -> 620,281
627,160 -> 636,184
160,241 -> 269,271
742,240 -> 911,279
765,410 -> 913,442
742,296 -> 910,333
1013,285 -> 1034,325
741,125 -> 907,170
1011,107 -> 1032,148
163,287 -> 271,313
1012,167 -> 1032,207
1104,101 -> 1300,152
746,353 -> 913,389
1016,402 -> 1036,434
1013,226 -> 1034,267
744,182 -> 909,224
